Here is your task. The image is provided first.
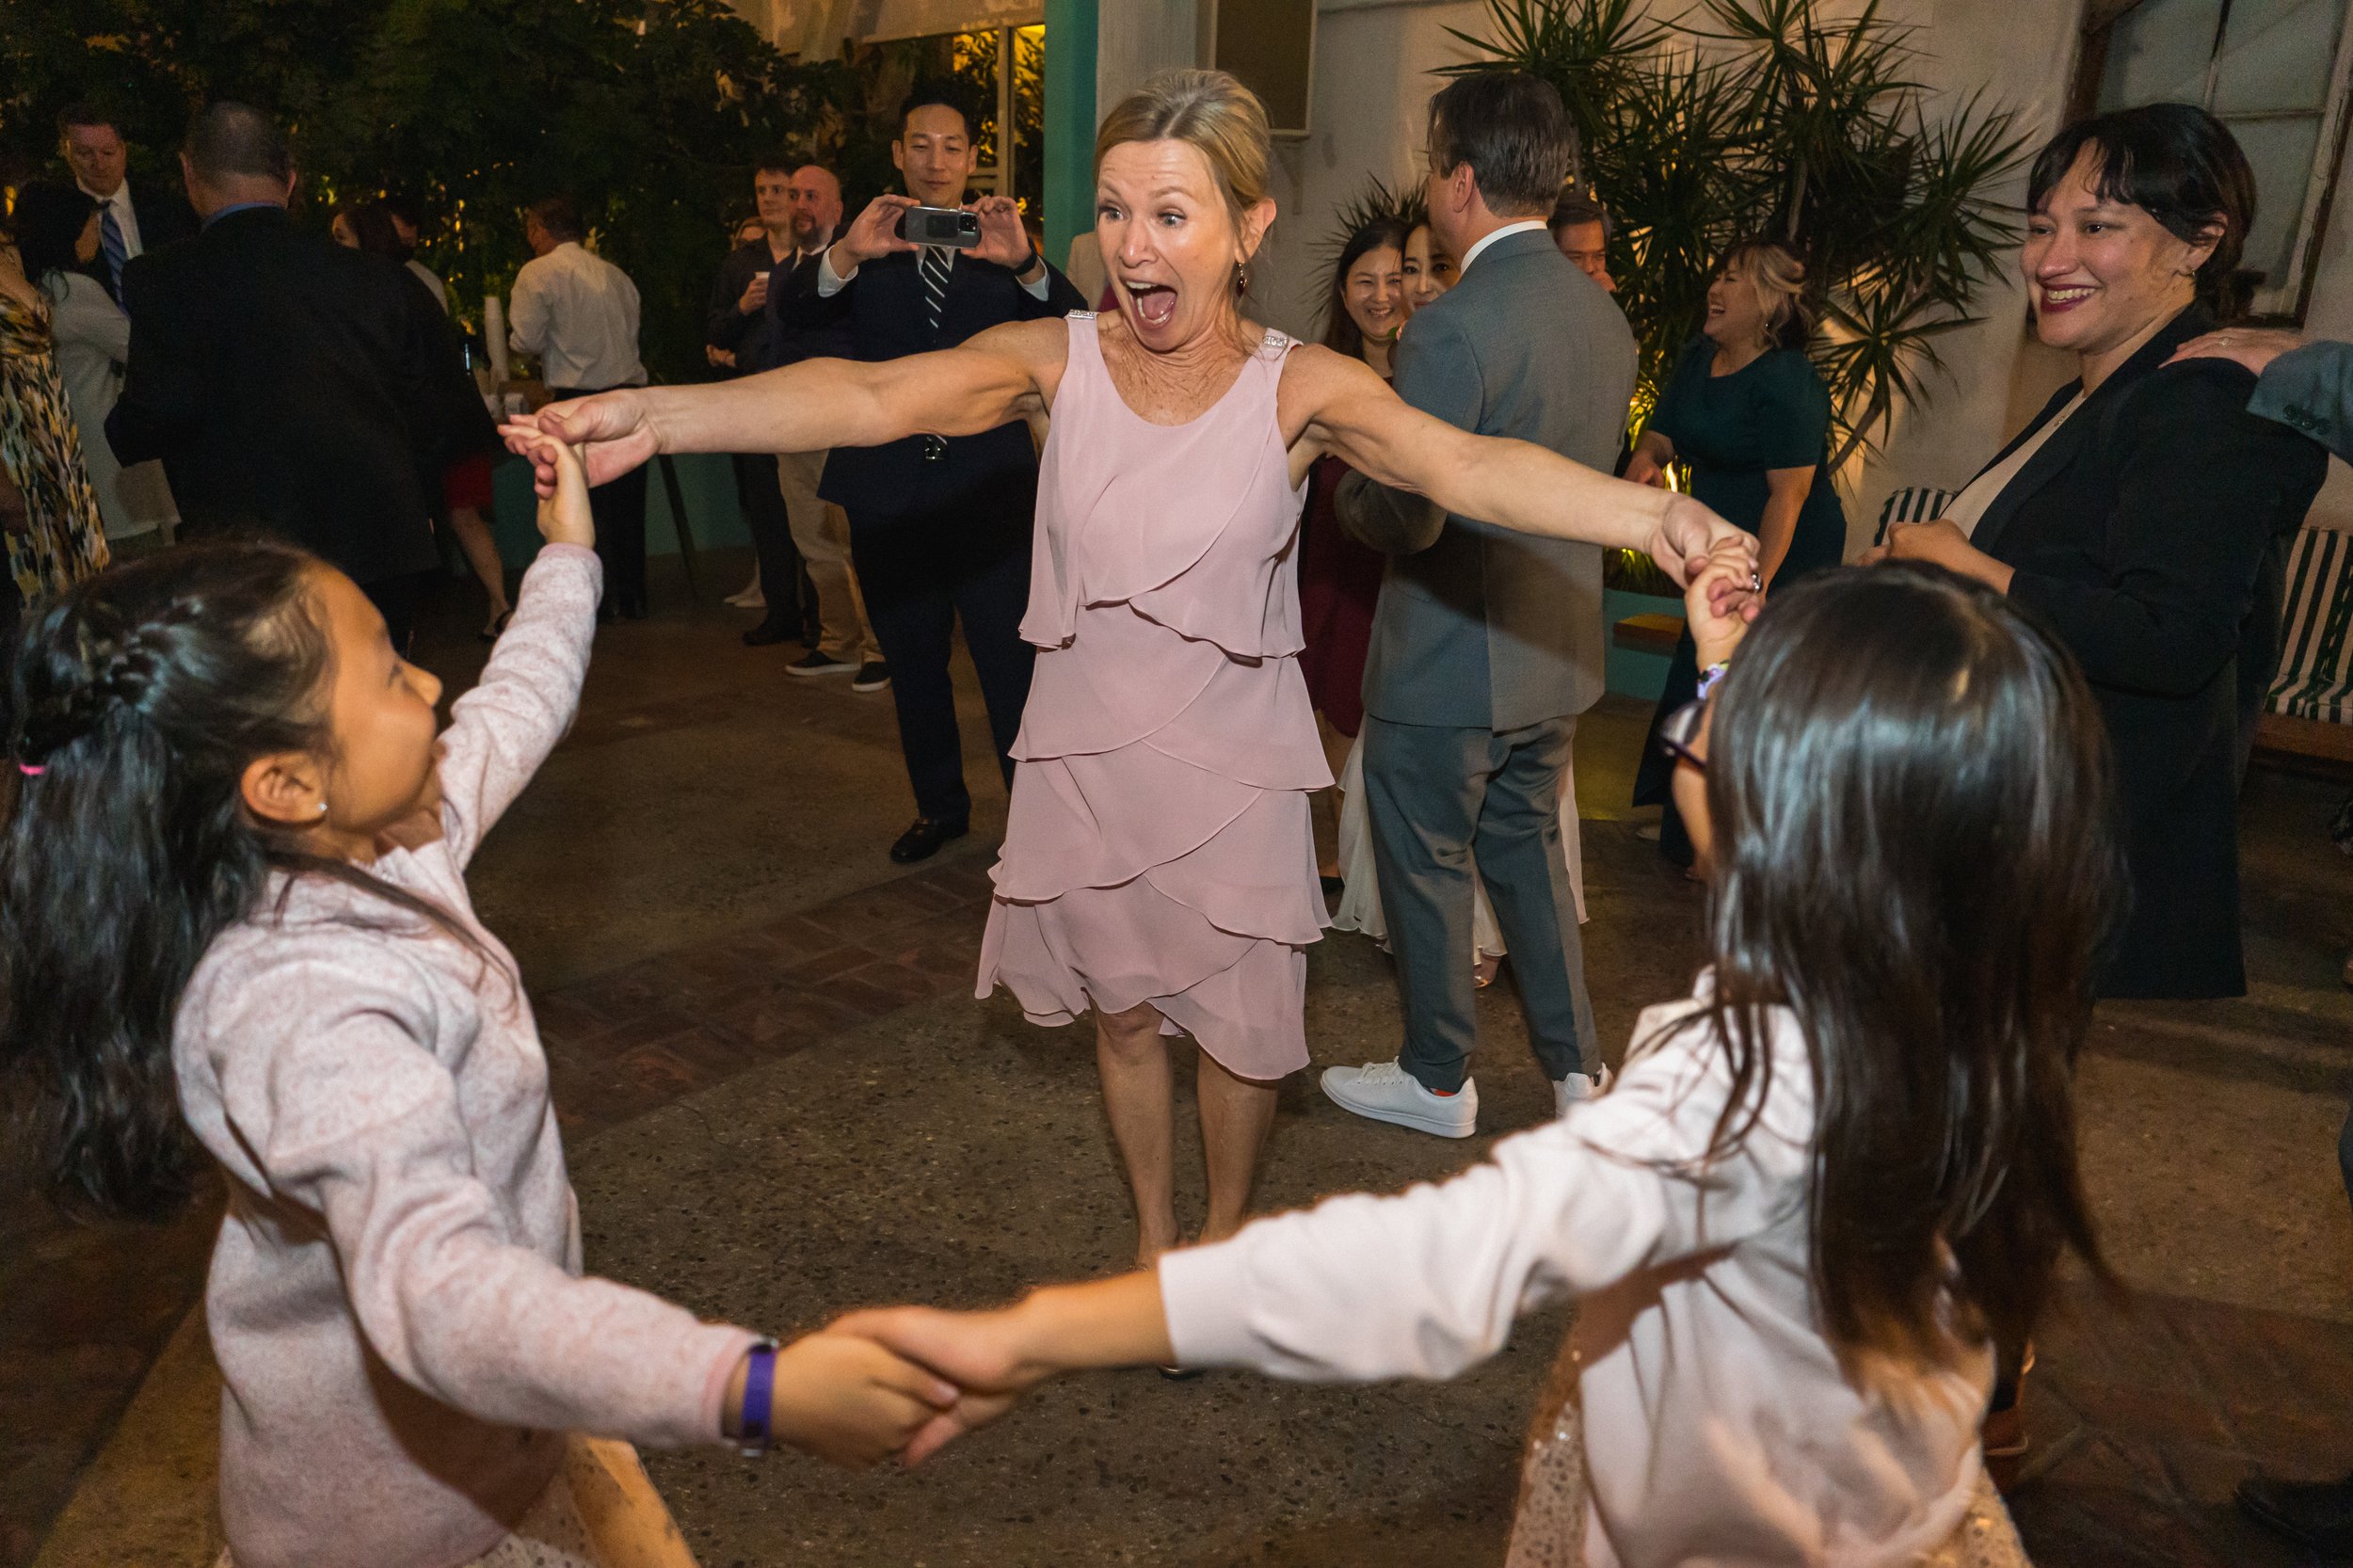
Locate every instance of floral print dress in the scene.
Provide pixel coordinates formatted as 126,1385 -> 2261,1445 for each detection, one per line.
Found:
1,282 -> 111,600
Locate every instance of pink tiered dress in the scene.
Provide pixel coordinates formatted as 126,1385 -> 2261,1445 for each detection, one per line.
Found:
975,314 -> 1331,1080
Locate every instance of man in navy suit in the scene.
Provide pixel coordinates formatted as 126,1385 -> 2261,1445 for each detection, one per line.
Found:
790,80 -> 1085,862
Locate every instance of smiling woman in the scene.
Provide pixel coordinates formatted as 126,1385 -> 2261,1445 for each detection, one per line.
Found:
1880,103 -> 2329,1001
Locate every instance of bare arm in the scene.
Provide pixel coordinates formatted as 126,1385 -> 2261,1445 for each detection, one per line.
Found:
1625,427 -> 1673,488
1756,466 -> 1813,587
1296,347 -> 1752,585
509,317 -> 1064,493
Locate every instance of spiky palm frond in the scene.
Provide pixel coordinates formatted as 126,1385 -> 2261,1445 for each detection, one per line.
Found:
1455,0 -> 2023,461
1441,0 -> 1673,178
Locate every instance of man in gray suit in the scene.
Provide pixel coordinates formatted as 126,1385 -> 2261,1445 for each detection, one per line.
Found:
1322,71 -> 1640,1139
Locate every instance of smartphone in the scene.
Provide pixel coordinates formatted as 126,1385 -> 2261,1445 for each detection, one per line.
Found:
898,205 -> 981,248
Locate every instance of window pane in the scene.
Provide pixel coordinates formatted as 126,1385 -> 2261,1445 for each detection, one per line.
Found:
2225,113 -> 2326,280
2212,0 -> 2348,114
2099,0 -> 2225,108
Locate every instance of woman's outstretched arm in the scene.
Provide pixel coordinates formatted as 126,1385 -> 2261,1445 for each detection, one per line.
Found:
505,317 -> 1067,495
1293,344 -> 1753,586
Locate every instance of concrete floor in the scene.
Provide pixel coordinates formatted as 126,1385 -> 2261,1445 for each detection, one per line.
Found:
9,551 -> 2353,1568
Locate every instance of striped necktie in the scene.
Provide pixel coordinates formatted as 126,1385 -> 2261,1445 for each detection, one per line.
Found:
98,201 -> 128,291
920,246 -> 951,337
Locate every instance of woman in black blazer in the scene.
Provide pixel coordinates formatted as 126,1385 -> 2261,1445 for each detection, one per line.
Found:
1882,104 -> 2328,1000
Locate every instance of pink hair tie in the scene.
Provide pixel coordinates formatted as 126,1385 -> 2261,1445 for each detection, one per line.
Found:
16,762 -> 42,777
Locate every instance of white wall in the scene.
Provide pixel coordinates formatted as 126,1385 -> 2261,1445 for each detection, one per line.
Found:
1263,0 -> 2353,542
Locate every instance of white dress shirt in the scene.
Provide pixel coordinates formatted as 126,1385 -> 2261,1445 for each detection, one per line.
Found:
1160,972 -> 1993,1568
79,179 -> 143,259
43,271 -> 177,539
1458,217 -> 1551,275
507,241 -> 645,391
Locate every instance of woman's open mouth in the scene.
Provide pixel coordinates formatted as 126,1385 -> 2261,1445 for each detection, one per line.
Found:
1125,280 -> 1178,328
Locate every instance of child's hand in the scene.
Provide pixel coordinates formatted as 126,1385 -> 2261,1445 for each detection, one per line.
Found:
760,1330 -> 960,1469
828,1304 -> 1043,1465
500,422 -> 596,552
1686,536 -> 1762,669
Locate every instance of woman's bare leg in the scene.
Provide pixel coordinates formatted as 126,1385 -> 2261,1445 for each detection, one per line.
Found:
1195,1048 -> 1279,1246
1096,1000 -> 1177,1269
447,505 -> 511,631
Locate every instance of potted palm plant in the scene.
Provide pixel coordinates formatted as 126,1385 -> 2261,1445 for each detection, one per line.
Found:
1449,0 -> 2028,472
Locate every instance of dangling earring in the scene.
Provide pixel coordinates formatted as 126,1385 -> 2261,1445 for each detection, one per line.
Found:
1235,264 -> 1250,296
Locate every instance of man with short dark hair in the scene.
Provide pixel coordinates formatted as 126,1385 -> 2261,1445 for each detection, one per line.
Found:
1548,184 -> 1615,294
1321,71 -> 1638,1138
107,102 -> 467,648
784,81 -> 1084,862
509,195 -> 649,617
56,103 -> 197,296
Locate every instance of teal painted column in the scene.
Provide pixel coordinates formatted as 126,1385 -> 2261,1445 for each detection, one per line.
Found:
1042,0 -> 1097,268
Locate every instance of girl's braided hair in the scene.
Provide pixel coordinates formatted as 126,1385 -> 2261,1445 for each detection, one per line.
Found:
4,542 -> 489,1218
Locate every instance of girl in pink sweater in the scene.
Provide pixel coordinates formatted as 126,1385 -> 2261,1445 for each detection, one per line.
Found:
840,554 -> 2117,1568
0,435 -> 954,1568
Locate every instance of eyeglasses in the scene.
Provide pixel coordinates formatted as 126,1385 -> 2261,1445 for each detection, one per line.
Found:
1655,698 -> 1708,773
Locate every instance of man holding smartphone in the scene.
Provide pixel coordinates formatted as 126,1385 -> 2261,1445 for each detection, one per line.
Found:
788,80 -> 1085,863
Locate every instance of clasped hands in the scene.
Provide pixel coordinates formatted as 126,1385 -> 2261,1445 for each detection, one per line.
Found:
754,1304 -> 1057,1471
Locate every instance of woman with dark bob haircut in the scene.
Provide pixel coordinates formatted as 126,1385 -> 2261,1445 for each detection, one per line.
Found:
1880,102 -> 2328,1001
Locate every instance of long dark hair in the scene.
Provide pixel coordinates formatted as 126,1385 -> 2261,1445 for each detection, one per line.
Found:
1688,565 -> 2121,1368
2028,104 -> 2255,317
1321,216 -> 1413,362
10,183 -> 100,293
333,200 -> 404,261
1,542 -> 490,1220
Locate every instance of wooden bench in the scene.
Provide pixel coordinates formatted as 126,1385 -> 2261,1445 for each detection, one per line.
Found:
1612,612 -> 1685,658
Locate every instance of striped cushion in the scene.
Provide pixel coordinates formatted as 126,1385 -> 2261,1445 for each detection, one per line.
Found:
2269,526 -> 2353,726
1874,486 -> 1960,546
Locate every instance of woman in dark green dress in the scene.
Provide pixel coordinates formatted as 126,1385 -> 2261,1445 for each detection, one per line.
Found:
1630,238 -> 1847,866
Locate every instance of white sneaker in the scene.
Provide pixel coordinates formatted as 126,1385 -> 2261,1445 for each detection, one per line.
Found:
1321,1060 -> 1477,1139
1553,1064 -> 1614,1118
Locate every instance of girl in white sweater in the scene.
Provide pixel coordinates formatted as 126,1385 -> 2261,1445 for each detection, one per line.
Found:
840,551 -> 2119,1567
0,434 -> 955,1568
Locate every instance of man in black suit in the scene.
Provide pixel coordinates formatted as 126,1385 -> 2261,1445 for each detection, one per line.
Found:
708,157 -> 817,649
57,103 -> 199,297
791,81 -> 1084,862
107,103 -> 467,648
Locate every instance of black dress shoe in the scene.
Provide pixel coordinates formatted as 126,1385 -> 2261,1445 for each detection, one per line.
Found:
888,816 -> 968,863
2239,1471 -> 2353,1553
742,618 -> 808,648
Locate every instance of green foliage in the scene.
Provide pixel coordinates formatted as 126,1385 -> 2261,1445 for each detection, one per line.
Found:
0,0 -> 864,382
1446,0 -> 2028,467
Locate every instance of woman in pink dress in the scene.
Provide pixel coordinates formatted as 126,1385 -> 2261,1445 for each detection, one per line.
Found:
512,71 -> 1748,1270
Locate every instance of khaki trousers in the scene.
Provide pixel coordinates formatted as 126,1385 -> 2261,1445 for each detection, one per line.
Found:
776,449 -> 876,663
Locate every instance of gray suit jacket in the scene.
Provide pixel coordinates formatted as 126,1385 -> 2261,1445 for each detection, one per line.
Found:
1337,227 -> 1638,731
2251,341 -> 2353,464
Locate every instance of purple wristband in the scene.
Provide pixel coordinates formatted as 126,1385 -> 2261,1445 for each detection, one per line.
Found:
738,1341 -> 777,1457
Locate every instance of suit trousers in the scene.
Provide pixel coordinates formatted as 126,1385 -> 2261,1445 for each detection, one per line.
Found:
550,386 -> 648,614
776,450 -> 875,663
1363,712 -> 1598,1092
731,453 -> 815,635
846,499 -> 1034,824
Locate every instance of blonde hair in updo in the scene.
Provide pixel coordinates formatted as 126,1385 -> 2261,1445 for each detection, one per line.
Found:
1094,69 -> 1273,224
1720,237 -> 1815,351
